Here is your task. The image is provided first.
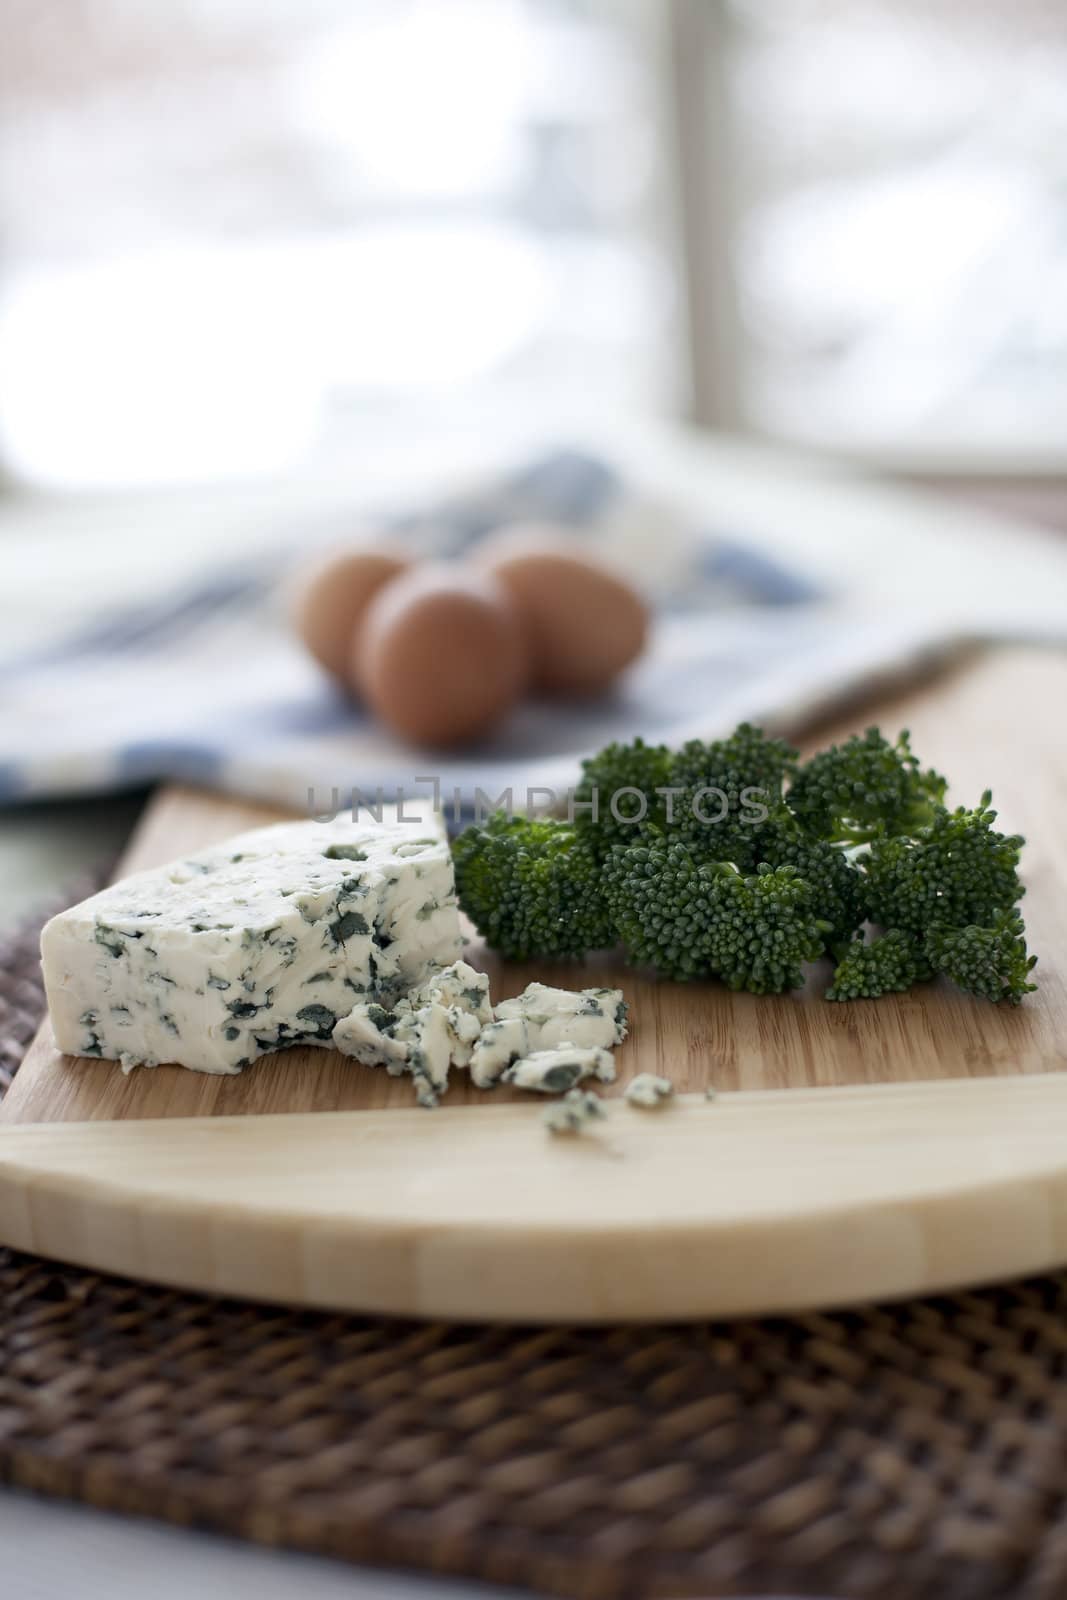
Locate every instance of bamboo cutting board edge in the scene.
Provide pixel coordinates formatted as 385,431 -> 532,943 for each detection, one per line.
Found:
4,1075 -> 1067,1322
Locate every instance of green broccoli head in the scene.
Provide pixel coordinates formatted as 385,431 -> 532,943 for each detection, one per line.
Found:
452,814 -> 613,961
703,862 -> 828,995
864,793 -> 1025,936
926,911 -> 1037,1005
662,723 -> 799,866
450,722 -> 1035,1011
572,737 -> 672,859
606,836 -> 824,992
787,727 -> 946,843
826,928 -> 931,1001
603,835 -> 720,980
679,721 -> 799,795
753,808 -> 867,949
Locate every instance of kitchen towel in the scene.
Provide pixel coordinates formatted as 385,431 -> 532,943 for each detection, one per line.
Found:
0,449 -> 953,815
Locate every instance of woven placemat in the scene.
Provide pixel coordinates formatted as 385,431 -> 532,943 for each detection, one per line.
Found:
4,892 -> 1067,1600
0,872 -> 105,1097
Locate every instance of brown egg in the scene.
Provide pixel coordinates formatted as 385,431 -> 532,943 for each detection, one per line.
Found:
476,524 -> 649,696
293,547 -> 411,690
357,565 -> 527,748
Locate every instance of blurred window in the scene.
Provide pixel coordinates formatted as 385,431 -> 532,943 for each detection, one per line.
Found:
724,0 -> 1067,465
2,0 -> 1063,492
0,0 -> 679,490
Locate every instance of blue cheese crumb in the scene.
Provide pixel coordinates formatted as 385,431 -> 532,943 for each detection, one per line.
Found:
407,960 -> 493,1068
332,997 -> 454,1106
333,959 -> 494,1105
543,1090 -> 605,1136
496,982 -> 628,1051
468,1016 -> 529,1088
340,967 -> 629,1107
625,1072 -> 674,1108
390,1002 -> 453,1098
504,1044 -> 615,1094
331,1003 -> 409,1073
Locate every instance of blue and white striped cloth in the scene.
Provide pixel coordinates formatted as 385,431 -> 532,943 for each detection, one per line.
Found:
0,450 -> 947,817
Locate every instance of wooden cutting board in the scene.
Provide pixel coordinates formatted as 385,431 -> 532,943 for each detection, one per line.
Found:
1,647 -> 1064,1321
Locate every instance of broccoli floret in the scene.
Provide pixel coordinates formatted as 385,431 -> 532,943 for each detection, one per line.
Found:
788,728 -> 946,843
450,724 -> 1037,1011
827,929 -> 931,1001
926,911 -> 1037,1006
663,723 -> 799,866
572,725 -> 795,867
572,737 -> 672,858
703,862 -> 828,995
754,809 -> 867,949
603,835 -> 721,980
606,837 -> 825,992
680,721 -> 798,796
864,794 -> 1025,936
452,815 -> 612,960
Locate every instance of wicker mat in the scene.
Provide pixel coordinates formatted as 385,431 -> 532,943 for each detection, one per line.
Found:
4,893 -> 1067,1600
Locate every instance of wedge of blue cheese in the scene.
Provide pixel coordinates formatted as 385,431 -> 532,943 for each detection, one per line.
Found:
41,817 -> 461,1075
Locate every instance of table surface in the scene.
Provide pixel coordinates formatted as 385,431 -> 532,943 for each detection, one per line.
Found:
1,1489 -> 525,1600
4,644 -> 1064,1590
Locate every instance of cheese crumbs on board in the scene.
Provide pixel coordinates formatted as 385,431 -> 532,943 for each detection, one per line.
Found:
625,1073 -> 674,1108
542,1089 -> 606,1136
503,1044 -> 616,1095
